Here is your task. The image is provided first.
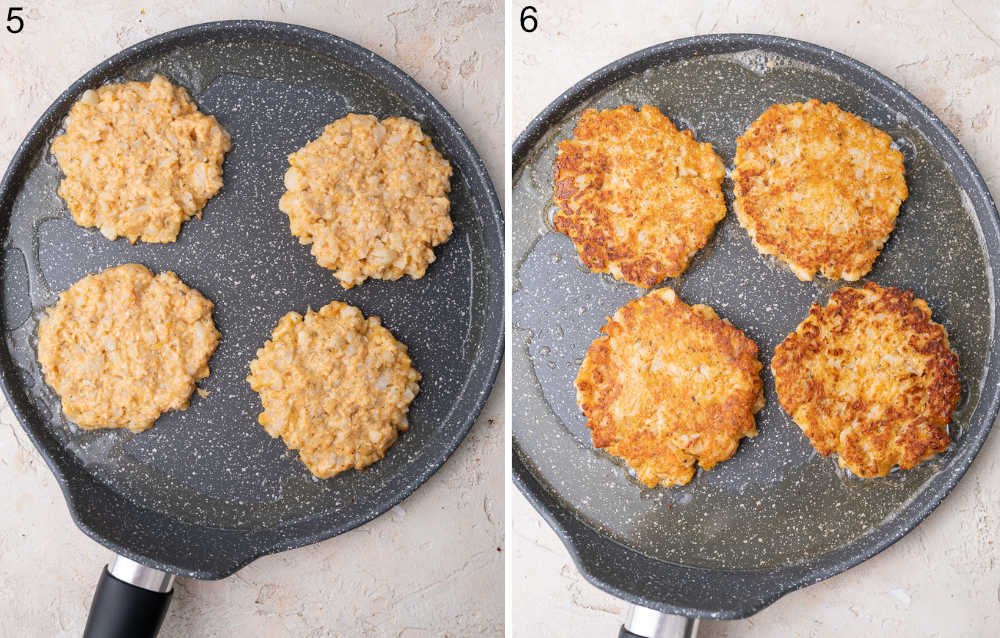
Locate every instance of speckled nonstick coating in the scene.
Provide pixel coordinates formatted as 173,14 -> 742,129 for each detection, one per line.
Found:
512,34 -> 1000,619
0,21 -> 503,579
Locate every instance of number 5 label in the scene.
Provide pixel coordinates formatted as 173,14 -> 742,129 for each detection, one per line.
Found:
6,7 -> 24,34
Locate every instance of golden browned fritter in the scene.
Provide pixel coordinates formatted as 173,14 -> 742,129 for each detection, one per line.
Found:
576,288 -> 764,487
772,283 -> 960,478
732,100 -> 907,281
553,105 -> 726,288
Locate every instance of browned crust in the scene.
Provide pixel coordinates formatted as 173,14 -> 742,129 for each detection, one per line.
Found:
576,288 -> 764,487
732,100 -> 907,281
553,105 -> 726,288
772,282 -> 960,477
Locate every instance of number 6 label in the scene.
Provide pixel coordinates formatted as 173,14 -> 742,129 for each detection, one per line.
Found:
520,6 -> 537,33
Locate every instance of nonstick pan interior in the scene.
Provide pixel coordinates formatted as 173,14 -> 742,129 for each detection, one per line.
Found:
513,34 -> 1000,615
0,21 -> 503,578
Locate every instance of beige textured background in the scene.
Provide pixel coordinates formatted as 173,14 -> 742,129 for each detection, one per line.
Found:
512,1 -> 1000,636
0,2 -> 503,637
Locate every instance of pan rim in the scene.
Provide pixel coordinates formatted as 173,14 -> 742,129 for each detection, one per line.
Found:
0,19 -> 504,579
512,32 -> 1000,618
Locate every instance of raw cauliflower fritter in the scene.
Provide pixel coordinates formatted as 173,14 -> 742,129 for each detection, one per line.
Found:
553,105 -> 726,288
247,301 -> 420,478
50,74 -> 231,243
772,283 -> 960,478
576,288 -> 764,487
732,100 -> 907,281
279,114 -> 453,289
37,264 -> 220,433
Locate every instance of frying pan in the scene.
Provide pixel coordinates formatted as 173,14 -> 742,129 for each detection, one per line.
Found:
512,34 -> 1000,636
0,20 -> 503,636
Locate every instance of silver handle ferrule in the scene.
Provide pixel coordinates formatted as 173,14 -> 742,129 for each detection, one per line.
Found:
108,554 -> 175,593
625,604 -> 699,638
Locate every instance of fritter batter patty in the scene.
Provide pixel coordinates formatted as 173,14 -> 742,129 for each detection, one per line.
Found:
279,114 -> 453,289
37,264 -> 219,433
772,283 -> 960,478
247,301 -> 420,478
50,74 -> 231,243
553,105 -> 726,288
576,288 -> 764,487
732,100 -> 907,281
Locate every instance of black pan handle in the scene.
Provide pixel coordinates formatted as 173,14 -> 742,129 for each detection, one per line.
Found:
619,604 -> 699,638
83,555 -> 175,638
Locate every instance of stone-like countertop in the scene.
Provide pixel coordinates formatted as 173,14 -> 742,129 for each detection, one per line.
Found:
0,2 -> 503,636
513,1 -> 999,636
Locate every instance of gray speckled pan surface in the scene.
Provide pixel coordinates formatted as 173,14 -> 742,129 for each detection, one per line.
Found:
512,34 -> 1000,618
0,21 -> 503,579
